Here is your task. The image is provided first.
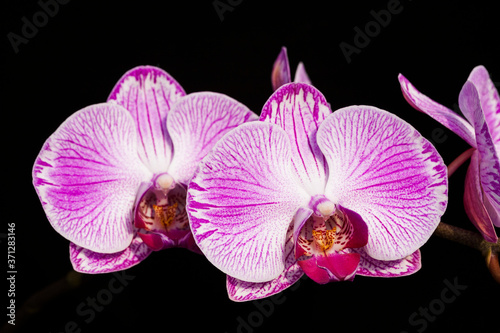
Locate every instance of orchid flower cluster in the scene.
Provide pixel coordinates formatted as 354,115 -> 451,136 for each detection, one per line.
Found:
33,47 -> 499,301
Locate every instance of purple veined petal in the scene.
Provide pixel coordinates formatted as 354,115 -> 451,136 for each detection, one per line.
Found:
187,122 -> 310,282
318,106 -> 448,261
33,103 -> 153,253
293,62 -> 312,85
356,249 -> 421,277
464,150 -> 499,240
398,74 -> 477,148
107,66 -> 186,174
260,83 -> 332,195
227,224 -> 304,302
459,82 -> 500,222
69,235 -> 153,273
467,66 -> 500,147
167,92 -> 258,186
271,47 -> 292,91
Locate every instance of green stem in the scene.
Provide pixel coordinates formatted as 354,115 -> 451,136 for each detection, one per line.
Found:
434,222 -> 500,283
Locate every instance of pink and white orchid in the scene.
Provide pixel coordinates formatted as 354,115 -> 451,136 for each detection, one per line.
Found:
33,65 -> 258,273
187,82 -> 448,301
399,66 -> 500,243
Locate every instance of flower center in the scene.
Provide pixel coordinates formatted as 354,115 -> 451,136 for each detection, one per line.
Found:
312,227 -> 336,252
134,173 -> 189,237
153,202 -> 178,229
296,197 -> 354,259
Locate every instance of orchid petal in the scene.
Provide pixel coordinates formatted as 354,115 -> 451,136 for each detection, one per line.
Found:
293,207 -> 313,246
298,251 -> 360,283
33,103 -> 152,253
271,47 -> 292,91
464,150 -> 499,240
341,205 -> 369,249
459,82 -> 500,222
69,235 -> 152,273
187,122 -> 309,282
260,83 -> 331,195
467,66 -> 500,147
293,62 -> 312,85
317,252 -> 360,281
107,66 -> 186,173
318,106 -> 448,260
356,249 -> 421,277
398,74 -> 477,147
227,224 -> 303,302
167,92 -> 258,185
138,233 -> 168,251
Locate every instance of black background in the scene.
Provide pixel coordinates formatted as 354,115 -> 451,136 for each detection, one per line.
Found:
3,0 -> 500,332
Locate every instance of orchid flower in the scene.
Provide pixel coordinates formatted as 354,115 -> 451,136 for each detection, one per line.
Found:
33,66 -> 258,273
271,46 -> 311,90
399,66 -> 500,243
187,82 -> 448,301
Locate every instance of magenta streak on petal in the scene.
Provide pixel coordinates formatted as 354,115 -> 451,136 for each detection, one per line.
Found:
187,122 -> 309,283
260,83 -> 331,195
227,224 -> 304,302
398,73 -> 477,148
69,235 -> 152,274
459,82 -> 500,223
32,103 -> 153,254
356,249 -> 422,277
467,66 -> 500,148
318,106 -> 447,261
167,92 -> 258,186
107,66 -> 186,174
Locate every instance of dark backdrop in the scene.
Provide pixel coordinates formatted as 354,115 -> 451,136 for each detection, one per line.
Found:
3,0 -> 499,332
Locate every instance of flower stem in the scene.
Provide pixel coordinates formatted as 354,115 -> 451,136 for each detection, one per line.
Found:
487,251 -> 500,284
434,222 -> 500,283
447,147 -> 474,177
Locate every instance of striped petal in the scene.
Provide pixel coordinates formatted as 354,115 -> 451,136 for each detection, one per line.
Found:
459,82 -> 500,226
226,224 -> 303,302
167,92 -> 258,185
271,47 -> 292,91
398,73 -> 477,147
108,66 -> 186,173
318,106 -> 448,261
467,66 -> 500,147
463,151 -> 499,241
260,83 -> 331,195
69,235 -> 152,273
187,122 -> 309,282
356,249 -> 421,277
33,103 -> 152,253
